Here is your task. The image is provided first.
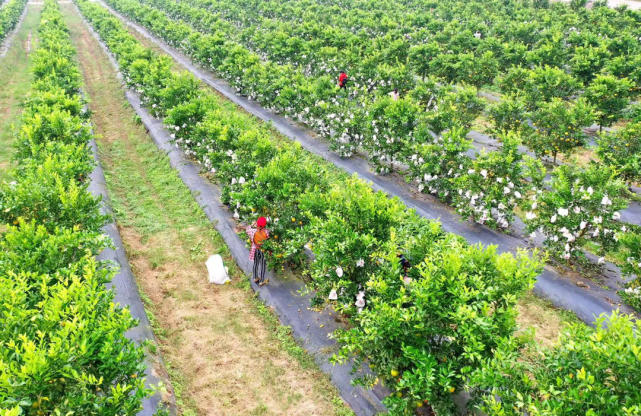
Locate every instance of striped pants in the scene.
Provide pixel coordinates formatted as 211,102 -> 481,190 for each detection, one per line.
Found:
253,247 -> 266,283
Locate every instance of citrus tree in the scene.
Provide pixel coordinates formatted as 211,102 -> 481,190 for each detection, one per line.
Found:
527,97 -> 594,163
408,42 -> 440,81
488,94 -> 529,136
522,66 -> 582,110
454,134 -> 545,229
522,163 -> 628,262
471,312 -> 641,416
407,126 -> 472,202
424,85 -> 484,134
584,74 -> 634,131
333,236 -> 542,415
366,96 -> 420,173
300,177 -> 406,308
597,121 -> 641,184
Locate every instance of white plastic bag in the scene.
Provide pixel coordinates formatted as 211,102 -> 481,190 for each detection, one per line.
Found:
206,254 -> 230,284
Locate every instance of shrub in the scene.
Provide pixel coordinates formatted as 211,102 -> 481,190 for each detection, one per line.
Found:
15,108 -> 94,159
24,88 -> 86,118
523,163 -> 628,262
0,220 -> 108,276
526,97 -> 595,163
333,241 -> 542,414
407,126 -> 472,202
454,133 -> 545,229
17,142 -> 95,184
597,121 -> 641,184
584,74 -> 634,130
471,311 -> 641,416
0,159 -> 105,232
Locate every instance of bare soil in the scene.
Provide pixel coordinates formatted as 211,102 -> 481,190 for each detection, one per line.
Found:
515,293 -> 578,348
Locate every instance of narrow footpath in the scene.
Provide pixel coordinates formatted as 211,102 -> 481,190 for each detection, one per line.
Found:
0,1 -> 39,179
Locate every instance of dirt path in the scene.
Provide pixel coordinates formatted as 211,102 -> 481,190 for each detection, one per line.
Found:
0,3 -> 40,180
61,4 -> 352,416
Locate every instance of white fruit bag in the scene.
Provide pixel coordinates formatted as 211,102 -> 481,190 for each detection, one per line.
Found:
206,254 -> 230,284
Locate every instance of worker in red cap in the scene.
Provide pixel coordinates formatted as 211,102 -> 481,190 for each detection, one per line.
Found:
246,217 -> 270,285
338,70 -> 348,90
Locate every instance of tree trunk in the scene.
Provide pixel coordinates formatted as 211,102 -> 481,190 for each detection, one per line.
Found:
416,403 -> 436,416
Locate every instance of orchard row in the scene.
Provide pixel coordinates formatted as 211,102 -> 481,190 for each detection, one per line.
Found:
0,0 -> 27,43
0,1 -> 148,413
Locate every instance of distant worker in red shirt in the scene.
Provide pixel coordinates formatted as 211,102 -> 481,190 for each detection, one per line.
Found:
338,70 -> 348,89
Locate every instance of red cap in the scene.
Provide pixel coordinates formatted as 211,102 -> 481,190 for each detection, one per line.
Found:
257,217 -> 267,227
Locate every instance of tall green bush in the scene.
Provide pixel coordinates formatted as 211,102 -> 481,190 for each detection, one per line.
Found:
471,311 -> 641,416
0,1 -> 148,412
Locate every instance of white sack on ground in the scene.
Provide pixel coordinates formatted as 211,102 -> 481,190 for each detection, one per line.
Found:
206,254 -> 230,284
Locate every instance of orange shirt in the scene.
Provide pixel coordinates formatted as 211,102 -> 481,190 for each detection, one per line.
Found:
253,229 -> 268,246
